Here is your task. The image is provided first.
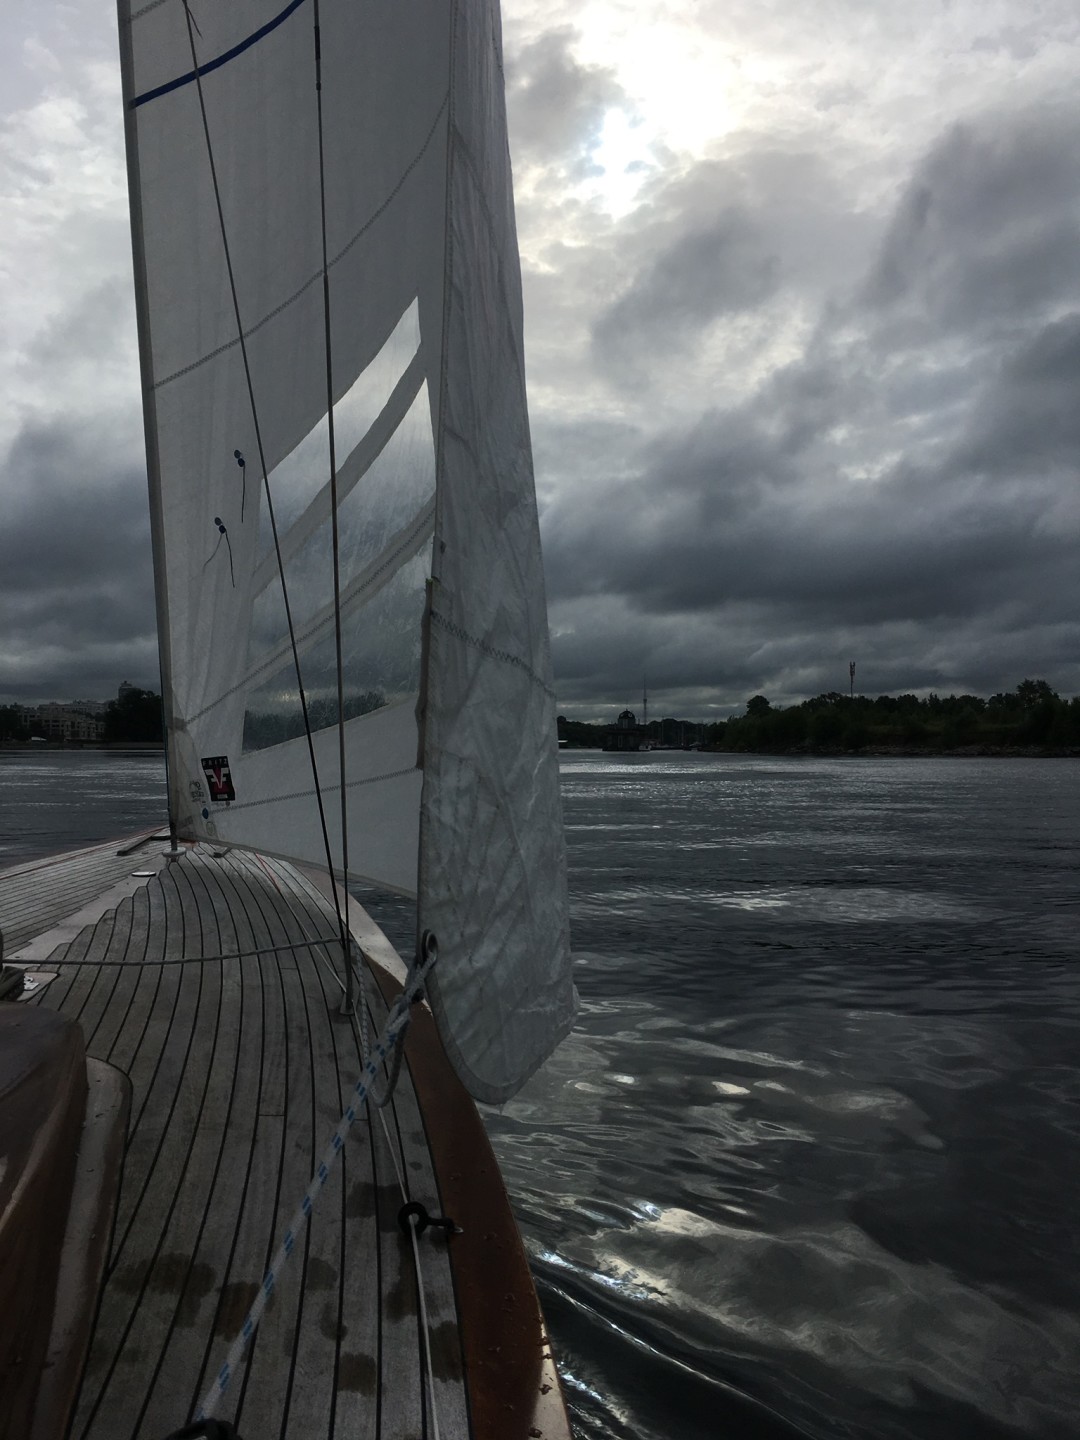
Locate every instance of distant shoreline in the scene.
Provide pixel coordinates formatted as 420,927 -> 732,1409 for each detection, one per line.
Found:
756,747 -> 1079,759
10,741 -> 1079,760
0,741 -> 165,753
800,744 -> 1080,759
561,743 -> 1080,759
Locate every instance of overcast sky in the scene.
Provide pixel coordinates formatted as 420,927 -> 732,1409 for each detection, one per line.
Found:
2,1 -> 1079,719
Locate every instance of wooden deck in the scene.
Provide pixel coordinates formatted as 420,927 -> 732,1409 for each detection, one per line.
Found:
0,830 -> 166,957
0,841 -> 566,1440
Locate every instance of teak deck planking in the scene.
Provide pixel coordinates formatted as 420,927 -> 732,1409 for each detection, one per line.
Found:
0,839 -> 568,1440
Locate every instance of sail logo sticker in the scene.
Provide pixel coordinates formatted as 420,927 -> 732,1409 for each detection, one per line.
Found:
201,755 -> 236,803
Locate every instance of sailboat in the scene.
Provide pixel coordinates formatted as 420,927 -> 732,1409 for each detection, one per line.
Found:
0,0 -> 577,1435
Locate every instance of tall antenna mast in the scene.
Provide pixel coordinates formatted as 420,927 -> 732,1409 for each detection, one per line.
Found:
643,675 -> 648,731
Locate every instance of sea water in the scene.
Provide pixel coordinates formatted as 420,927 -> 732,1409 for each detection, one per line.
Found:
2,748 -> 1078,1439
0,749 -> 168,867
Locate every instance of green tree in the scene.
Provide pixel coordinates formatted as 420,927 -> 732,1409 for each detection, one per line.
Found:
808,707 -> 844,750
104,688 -> 164,743
1016,678 -> 1058,708
0,706 -> 30,742
770,705 -> 807,748
842,718 -> 869,751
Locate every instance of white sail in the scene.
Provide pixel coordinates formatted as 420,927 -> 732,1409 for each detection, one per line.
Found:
120,0 -> 574,1097
418,1 -> 576,1100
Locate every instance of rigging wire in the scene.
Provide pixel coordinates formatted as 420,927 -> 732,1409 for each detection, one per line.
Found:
379,1111 -> 443,1440
354,951 -> 407,1106
311,0 -> 355,1016
354,972 -> 443,1440
179,0 -> 351,980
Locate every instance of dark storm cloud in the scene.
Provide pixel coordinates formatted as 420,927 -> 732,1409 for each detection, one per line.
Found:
865,107 -> 1080,335
958,314 -> 1080,479
579,145 -> 871,391
542,98 -> 1080,713
0,418 -> 157,699
546,417 -> 1074,627
593,214 -> 780,359
530,410 -> 641,512
1,420 -> 149,591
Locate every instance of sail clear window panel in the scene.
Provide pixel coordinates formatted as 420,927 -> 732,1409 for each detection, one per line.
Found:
251,417 -> 330,570
333,301 -> 422,473
242,550 -> 430,752
245,381 -> 436,671
234,492 -> 435,725
254,300 -> 424,565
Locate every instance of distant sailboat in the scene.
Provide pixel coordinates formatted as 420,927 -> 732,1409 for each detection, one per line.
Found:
0,0 -> 576,1434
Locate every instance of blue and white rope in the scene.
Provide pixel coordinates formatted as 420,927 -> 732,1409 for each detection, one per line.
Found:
195,941 -> 437,1423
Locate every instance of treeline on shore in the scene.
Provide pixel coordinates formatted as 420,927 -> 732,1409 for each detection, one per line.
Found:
716,679 -> 1079,753
561,680 -> 1080,754
6,678 -> 1078,755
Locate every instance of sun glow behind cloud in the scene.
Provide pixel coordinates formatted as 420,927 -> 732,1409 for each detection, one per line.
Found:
575,107 -> 655,216
560,12 -> 753,223
571,2 -> 746,158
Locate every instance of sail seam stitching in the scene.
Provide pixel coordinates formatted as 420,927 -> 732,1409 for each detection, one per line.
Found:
450,131 -> 524,389
153,271 -> 321,390
428,611 -> 555,698
327,92 -> 449,272
150,93 -> 448,392
222,766 -> 416,812
127,0 -> 170,23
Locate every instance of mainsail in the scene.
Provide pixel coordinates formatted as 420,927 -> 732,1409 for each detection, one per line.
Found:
119,0 -> 575,1100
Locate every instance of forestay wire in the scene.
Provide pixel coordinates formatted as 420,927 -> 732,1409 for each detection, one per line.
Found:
311,0 -> 356,1016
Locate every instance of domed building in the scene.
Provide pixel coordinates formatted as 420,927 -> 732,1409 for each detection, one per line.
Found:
603,708 -> 646,752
